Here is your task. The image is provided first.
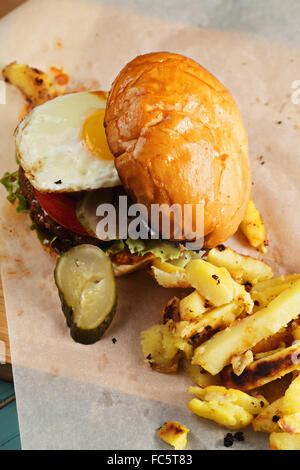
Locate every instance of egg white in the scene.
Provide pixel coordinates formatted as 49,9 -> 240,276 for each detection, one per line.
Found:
15,91 -> 121,192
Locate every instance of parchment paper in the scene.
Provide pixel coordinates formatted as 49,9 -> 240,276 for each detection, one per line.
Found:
0,0 -> 299,449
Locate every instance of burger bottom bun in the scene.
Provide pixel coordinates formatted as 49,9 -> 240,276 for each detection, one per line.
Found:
36,228 -> 154,277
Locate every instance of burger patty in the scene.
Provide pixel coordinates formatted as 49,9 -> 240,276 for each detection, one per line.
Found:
18,166 -> 152,264
19,166 -> 99,250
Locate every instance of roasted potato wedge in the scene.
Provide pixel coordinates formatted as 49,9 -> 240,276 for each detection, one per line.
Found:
231,350 -> 254,376
278,413 -> 300,434
252,328 -> 293,355
157,421 -> 189,450
270,432 -> 300,450
252,398 -> 283,433
207,246 -> 273,284
240,199 -> 268,253
278,373 -> 300,433
151,264 -> 189,288
2,62 -> 57,106
251,274 -> 300,309
141,321 -> 193,373
162,297 -> 181,324
187,397 -> 253,430
192,280 -> 300,375
185,259 -> 240,307
175,300 -> 244,340
188,385 -> 268,415
222,343 -> 300,391
179,290 -> 209,321
185,259 -> 253,312
181,359 -> 221,387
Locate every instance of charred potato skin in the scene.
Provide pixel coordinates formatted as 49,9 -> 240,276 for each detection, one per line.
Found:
222,344 -> 300,391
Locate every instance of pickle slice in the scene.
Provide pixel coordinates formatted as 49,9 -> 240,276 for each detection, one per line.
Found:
54,244 -> 117,344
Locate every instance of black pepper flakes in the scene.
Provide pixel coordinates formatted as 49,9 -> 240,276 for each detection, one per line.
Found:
233,431 -> 244,442
260,401 -> 265,408
217,244 -> 226,251
224,433 -> 234,447
244,281 -> 253,292
212,274 -> 220,284
254,300 -> 260,307
272,415 -> 280,423
54,180 -> 62,185
112,338 -> 117,344
146,353 -> 152,360
35,77 -> 44,85
205,325 -> 212,331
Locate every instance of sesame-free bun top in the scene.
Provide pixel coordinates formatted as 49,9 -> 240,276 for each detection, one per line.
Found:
104,52 -> 251,247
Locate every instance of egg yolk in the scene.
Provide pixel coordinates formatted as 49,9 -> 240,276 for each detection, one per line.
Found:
82,108 -> 114,161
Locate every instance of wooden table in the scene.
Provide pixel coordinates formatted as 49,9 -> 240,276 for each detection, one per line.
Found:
0,281 -> 11,364
0,0 -> 27,19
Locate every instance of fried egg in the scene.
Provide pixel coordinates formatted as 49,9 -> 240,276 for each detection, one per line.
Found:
15,91 -> 121,192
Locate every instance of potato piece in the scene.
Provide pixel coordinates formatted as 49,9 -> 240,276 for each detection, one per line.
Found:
188,385 -> 268,415
207,246 -> 273,284
185,259 -> 238,306
151,265 -> 189,288
270,432 -> 300,450
162,297 -> 180,324
252,328 -> 293,355
185,259 -> 253,313
175,300 -> 244,340
187,397 -> 253,430
279,373 -> 300,417
140,323 -> 178,372
179,290 -> 209,321
278,413 -> 300,434
240,199 -> 268,253
2,62 -> 57,106
254,346 -> 286,360
251,275 -> 300,309
157,421 -> 189,450
222,343 -> 300,391
252,398 -> 283,433
141,321 -> 193,373
251,274 -> 300,293
181,359 -> 221,387
152,258 -> 185,274
231,350 -> 254,376
192,280 -> 300,375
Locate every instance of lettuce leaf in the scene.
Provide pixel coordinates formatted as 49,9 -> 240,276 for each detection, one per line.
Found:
0,170 -> 28,214
103,239 -> 126,256
125,238 -> 185,262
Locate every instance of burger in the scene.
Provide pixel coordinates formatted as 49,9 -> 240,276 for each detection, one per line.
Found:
2,52 -> 251,276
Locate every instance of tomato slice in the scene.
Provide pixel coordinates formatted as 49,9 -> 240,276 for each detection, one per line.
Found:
33,188 -> 90,236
